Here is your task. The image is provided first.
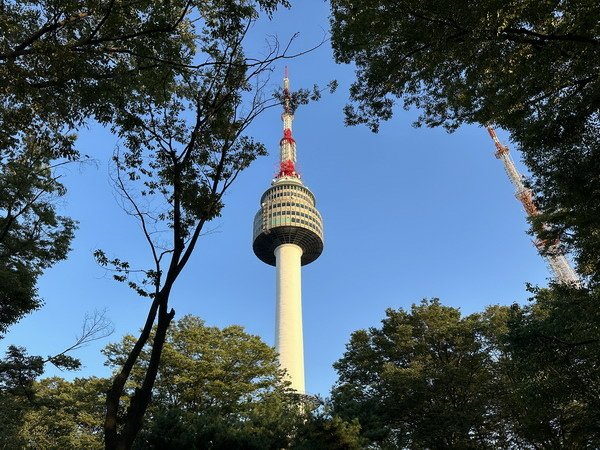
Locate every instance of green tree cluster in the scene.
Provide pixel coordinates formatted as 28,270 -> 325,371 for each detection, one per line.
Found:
2,2 -> 332,447
104,315 -> 300,449
500,285 -> 600,447
0,312 -> 112,448
0,345 -> 45,448
1,0 -> 196,155
18,377 -> 108,449
1,316 -> 361,449
332,293 -> 600,448
333,300 -> 506,448
107,316 -> 361,449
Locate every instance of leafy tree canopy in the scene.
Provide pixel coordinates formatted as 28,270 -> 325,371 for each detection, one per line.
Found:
292,410 -> 363,450
330,0 -> 599,140
103,315 -> 287,409
0,345 -> 45,448
499,284 -> 600,447
333,290 -> 600,448
332,299 -> 508,449
0,0 -> 200,333
0,0 -> 200,157
0,0 -> 288,333
103,315 -> 300,448
18,376 -> 108,449
0,141 -> 75,334
3,316 -> 360,449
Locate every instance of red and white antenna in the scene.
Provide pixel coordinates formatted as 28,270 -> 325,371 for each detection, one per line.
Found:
487,126 -> 579,285
277,67 -> 299,179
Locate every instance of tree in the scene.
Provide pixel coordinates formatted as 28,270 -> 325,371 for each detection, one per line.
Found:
1,0 -> 199,334
497,284 -> 600,448
0,311 -> 112,447
3,315 -> 359,449
18,376 -> 108,449
0,140 -> 76,335
332,293 -> 600,448
104,315 -> 362,449
329,0 -> 600,281
332,299 -> 508,449
102,315 -> 303,449
1,0 -> 197,157
3,2 -> 323,446
291,406 -> 363,450
0,345 -> 45,448
528,127 -> 600,284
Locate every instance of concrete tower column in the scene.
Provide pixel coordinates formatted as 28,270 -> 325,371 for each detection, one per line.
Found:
275,243 -> 304,393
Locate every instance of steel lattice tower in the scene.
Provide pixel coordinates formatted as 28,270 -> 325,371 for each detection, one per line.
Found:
487,126 -> 579,285
252,70 -> 324,393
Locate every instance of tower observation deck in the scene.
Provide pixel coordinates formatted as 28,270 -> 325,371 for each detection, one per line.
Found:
252,70 -> 324,393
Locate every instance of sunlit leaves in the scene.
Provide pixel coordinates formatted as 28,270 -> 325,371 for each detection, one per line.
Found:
332,299 -> 509,448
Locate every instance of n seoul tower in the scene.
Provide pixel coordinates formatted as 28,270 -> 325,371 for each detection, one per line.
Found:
252,69 -> 324,393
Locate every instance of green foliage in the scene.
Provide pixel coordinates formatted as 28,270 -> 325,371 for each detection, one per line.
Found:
330,0 -> 600,282
0,346 -> 44,401
104,316 -> 286,406
0,316 -> 371,449
292,408 -> 363,450
498,285 -> 600,447
330,0 -> 599,137
0,141 -> 76,334
46,353 -> 82,371
0,346 -> 44,448
333,292 -> 600,448
97,315 -> 359,449
528,126 -> 600,283
103,315 -> 301,448
1,0 -> 200,333
0,0 -> 198,157
19,377 -> 108,449
332,299 -> 510,448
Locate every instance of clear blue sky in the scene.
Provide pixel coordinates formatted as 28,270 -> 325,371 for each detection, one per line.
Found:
3,2 -> 558,397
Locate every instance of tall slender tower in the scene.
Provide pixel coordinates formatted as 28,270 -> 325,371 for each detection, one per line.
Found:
252,70 -> 324,393
487,126 -> 579,285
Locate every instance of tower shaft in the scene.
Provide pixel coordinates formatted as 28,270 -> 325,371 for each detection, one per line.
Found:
275,243 -> 305,392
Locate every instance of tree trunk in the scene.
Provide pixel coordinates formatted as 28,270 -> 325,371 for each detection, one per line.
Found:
114,303 -> 175,449
103,290 -> 172,450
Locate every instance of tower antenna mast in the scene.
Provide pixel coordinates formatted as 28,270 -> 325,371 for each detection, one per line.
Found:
487,126 -> 579,285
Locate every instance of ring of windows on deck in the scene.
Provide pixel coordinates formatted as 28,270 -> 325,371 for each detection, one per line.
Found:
266,211 -> 322,235
252,211 -> 323,241
254,182 -> 324,241
263,202 -> 322,233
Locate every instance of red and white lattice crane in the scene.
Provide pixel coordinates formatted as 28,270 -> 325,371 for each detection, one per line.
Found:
487,126 -> 579,285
